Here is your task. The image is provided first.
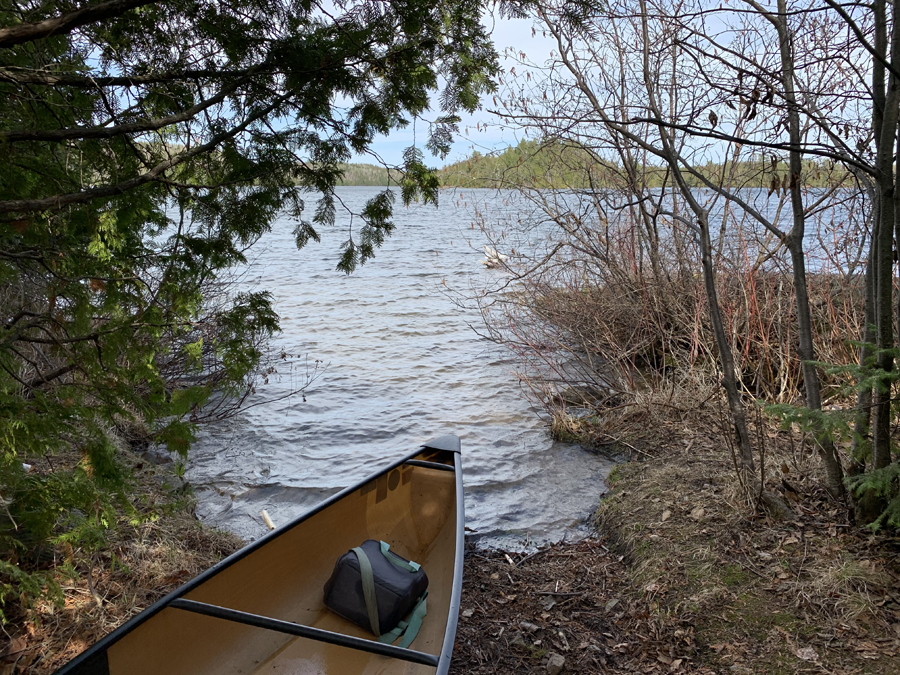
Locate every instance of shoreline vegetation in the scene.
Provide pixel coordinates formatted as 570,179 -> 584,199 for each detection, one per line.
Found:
2,445 -> 243,673
9,415 -> 900,673
5,158 -> 900,673
452,423 -> 900,675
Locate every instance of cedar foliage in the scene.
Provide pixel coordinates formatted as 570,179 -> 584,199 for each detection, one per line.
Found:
0,0 -> 496,617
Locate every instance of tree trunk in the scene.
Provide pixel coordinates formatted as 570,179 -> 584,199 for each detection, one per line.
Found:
768,0 -> 845,498
851,226 -> 877,471
870,0 -> 900,471
635,0 -> 757,474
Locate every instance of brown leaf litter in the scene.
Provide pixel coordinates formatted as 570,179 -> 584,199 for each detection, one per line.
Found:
451,539 -> 716,675
452,432 -> 900,674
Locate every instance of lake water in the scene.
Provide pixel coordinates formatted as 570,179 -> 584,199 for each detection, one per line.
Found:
187,187 -> 615,548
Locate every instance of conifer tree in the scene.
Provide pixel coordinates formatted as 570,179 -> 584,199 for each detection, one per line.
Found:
0,0 -> 496,613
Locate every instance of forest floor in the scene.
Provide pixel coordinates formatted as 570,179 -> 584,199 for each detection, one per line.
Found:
450,423 -> 900,675
1,452 -> 244,675
5,422 -> 900,674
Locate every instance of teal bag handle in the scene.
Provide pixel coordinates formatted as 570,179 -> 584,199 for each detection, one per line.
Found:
377,591 -> 428,648
353,542 -> 426,645
379,541 -> 421,572
351,546 -> 381,636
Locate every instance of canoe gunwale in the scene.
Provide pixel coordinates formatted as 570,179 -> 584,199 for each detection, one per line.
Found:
167,598 -> 441,667
436,450 -> 465,675
54,436 -> 464,675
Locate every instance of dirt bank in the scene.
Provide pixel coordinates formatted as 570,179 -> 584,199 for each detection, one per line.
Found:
451,437 -> 900,674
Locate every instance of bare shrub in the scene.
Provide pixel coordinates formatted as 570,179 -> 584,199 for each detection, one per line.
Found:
476,196 -> 864,447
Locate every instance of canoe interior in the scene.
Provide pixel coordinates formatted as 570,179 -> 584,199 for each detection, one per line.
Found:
86,448 -> 459,675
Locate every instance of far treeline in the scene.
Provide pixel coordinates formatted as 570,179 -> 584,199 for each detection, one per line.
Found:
438,139 -> 852,190
336,163 -> 402,187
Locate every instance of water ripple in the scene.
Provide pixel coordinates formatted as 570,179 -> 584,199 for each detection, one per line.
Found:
188,187 -> 614,547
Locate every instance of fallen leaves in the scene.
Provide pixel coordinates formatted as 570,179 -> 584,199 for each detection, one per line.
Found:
453,438 -> 900,675
795,647 -> 818,661
452,541 -> 701,675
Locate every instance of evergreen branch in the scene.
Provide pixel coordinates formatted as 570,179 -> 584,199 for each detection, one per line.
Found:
0,0 -> 159,48
0,71 -> 254,143
0,94 -> 289,214
24,364 -> 77,390
0,66 -> 263,87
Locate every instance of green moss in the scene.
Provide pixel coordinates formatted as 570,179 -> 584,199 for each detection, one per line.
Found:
528,646 -> 547,659
721,564 -> 751,586
722,595 -> 812,642
607,465 -> 623,485
753,655 -> 801,675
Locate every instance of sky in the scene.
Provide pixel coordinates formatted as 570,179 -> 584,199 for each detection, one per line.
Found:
354,12 -> 556,168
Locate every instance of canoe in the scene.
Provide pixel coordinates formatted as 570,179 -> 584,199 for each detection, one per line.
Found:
56,435 -> 464,675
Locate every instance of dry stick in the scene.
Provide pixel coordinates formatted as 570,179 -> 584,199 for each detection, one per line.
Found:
87,554 -> 103,607
720,397 -> 749,498
515,548 -> 551,568
0,495 -> 17,531
597,433 -> 645,456
755,407 -> 767,513
797,540 -> 810,580
725,556 -> 769,581
788,430 -> 800,474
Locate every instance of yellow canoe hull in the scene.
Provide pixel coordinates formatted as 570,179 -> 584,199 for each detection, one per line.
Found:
56,436 -> 464,675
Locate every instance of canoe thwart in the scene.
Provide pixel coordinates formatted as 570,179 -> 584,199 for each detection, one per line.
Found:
404,459 -> 455,472
168,598 -> 440,668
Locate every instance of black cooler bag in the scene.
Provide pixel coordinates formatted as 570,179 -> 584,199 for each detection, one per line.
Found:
323,539 -> 428,642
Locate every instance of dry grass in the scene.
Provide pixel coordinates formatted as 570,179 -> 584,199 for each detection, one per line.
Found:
548,372 -> 721,452
1,455 -> 244,674
485,235 -> 863,414
449,393 -> 900,674
479,206 -> 867,470
595,417 -> 900,674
